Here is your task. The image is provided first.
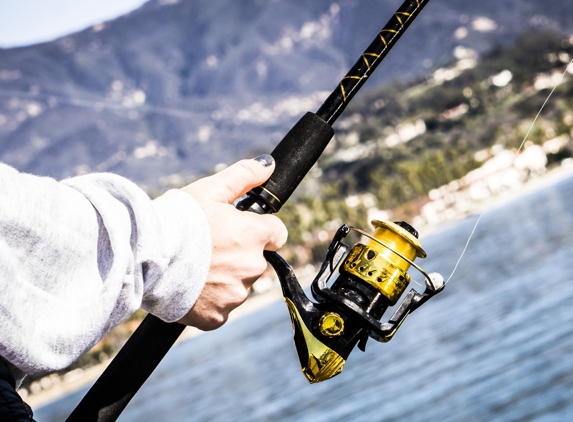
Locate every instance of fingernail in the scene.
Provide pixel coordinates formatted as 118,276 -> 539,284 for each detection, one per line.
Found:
254,154 -> 274,167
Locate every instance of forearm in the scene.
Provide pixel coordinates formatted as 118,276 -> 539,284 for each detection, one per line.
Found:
0,164 -> 210,376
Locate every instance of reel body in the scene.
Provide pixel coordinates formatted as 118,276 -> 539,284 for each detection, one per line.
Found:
265,220 -> 444,383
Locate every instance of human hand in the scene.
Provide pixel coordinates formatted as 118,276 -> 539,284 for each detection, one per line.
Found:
177,155 -> 288,330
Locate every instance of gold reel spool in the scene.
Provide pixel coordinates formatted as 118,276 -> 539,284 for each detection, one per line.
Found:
342,220 -> 434,304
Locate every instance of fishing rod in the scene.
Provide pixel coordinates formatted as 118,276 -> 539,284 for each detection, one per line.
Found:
67,0 -> 442,419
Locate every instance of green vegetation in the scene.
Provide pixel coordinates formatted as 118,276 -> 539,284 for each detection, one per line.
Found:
278,29 -> 573,265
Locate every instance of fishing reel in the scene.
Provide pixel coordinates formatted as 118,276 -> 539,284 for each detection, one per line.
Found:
265,220 -> 445,383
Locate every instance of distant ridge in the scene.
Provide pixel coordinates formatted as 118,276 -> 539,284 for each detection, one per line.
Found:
0,0 -> 571,187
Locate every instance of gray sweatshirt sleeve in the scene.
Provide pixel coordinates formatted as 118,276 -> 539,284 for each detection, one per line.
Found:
0,164 -> 211,377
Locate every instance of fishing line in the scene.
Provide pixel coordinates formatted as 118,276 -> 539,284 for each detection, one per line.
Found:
444,58 -> 573,285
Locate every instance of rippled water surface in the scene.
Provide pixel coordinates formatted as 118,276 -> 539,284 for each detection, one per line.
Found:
37,174 -> 573,421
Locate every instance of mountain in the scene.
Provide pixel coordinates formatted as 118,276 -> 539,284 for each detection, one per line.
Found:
0,0 -> 571,188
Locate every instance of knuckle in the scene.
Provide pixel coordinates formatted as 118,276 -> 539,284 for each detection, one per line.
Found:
276,220 -> 288,246
219,175 -> 243,198
253,258 -> 268,277
234,284 -> 251,304
261,215 -> 288,250
202,312 -> 228,331
239,260 -> 266,289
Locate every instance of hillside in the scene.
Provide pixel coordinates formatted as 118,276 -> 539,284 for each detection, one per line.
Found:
276,29 -> 573,263
0,0 -> 572,187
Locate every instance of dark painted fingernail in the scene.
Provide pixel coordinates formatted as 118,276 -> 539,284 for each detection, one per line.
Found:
254,154 -> 274,167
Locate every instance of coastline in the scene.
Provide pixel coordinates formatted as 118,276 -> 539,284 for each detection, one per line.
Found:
417,162 -> 573,238
27,162 -> 573,410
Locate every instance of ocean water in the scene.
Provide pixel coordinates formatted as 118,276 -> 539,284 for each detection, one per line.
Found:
37,174 -> 573,421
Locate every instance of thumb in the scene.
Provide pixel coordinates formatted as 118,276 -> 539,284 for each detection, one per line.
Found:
210,155 -> 275,203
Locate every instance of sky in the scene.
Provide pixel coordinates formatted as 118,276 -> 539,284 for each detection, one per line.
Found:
0,0 -> 149,48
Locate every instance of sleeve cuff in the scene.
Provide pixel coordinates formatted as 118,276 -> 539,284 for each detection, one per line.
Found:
141,190 -> 212,322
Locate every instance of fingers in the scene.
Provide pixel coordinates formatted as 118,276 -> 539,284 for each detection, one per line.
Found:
179,281 -> 249,330
226,208 -> 287,252
259,214 -> 288,251
210,156 -> 275,203
177,154 -> 288,332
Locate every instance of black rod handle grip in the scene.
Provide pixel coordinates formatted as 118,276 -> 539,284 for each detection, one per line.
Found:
237,112 -> 333,213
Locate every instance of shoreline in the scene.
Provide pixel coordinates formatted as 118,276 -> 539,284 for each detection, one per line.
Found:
417,162 -> 573,238
27,163 -> 573,410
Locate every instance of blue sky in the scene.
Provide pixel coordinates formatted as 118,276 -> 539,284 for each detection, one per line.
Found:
0,0 -> 149,48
